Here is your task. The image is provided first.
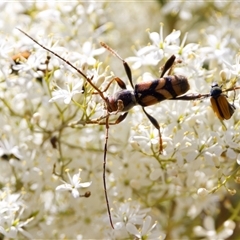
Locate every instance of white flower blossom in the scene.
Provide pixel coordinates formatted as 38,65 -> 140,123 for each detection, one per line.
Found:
126,45 -> 163,69
1,2 -> 240,239
56,169 -> 92,198
194,216 -> 236,240
0,188 -> 33,239
0,136 -> 22,160
112,200 -> 150,230
80,41 -> 105,66
149,23 -> 181,52
126,216 -> 165,240
49,77 -> 83,104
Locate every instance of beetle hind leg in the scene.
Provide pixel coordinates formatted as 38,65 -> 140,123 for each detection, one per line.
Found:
142,107 -> 163,154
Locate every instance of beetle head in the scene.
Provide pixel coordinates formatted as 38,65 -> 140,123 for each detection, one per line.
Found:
106,90 -> 137,112
210,83 -> 223,97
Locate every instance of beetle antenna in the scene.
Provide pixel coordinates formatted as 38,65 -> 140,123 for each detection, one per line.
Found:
17,28 -> 107,101
17,28 -> 115,228
100,42 -> 134,88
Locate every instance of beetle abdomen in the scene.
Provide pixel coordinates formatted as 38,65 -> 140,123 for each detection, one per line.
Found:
135,75 -> 190,106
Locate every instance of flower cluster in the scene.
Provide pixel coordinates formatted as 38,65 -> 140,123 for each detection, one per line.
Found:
1,1 -> 240,239
0,188 -> 33,239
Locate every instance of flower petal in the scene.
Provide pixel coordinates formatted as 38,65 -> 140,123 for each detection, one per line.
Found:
79,181 -> 92,188
56,184 -> 71,191
71,189 -> 80,198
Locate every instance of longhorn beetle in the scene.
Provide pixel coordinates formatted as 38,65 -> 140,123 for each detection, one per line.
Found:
17,28 -> 239,228
99,42 -> 190,153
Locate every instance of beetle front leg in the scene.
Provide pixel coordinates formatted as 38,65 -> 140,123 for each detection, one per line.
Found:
92,77 -> 127,95
100,42 -> 134,88
160,55 -> 176,78
98,112 -> 128,126
142,107 -> 163,154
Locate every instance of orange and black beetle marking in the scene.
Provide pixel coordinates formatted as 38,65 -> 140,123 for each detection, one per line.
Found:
135,75 -> 190,106
101,42 -> 190,154
210,83 -> 235,120
104,54 -> 190,113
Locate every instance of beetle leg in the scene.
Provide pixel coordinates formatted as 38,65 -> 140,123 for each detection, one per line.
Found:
142,107 -> 163,153
160,55 -> 176,78
97,112 -> 128,126
109,112 -> 129,125
111,77 -> 127,90
100,42 -> 134,88
77,100 -> 127,126
92,77 -> 127,95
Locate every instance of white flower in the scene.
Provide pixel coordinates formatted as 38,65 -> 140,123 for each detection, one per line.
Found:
0,189 -> 33,239
199,31 -> 232,67
126,216 -> 165,240
0,136 -> 22,160
12,52 -> 43,73
126,45 -> 163,69
80,41 -> 105,66
56,169 -> 92,198
0,38 -> 14,59
149,23 -> 181,52
149,25 -> 198,61
126,23 -> 198,71
0,188 -> 22,214
221,53 -> 240,82
49,77 -> 83,104
197,188 -> 209,197
112,200 -> 150,230
193,216 -> 236,239
126,23 -> 180,69
0,208 -> 33,239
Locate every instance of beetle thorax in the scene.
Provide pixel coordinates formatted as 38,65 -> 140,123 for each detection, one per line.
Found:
106,89 -> 137,112
210,83 -> 223,98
